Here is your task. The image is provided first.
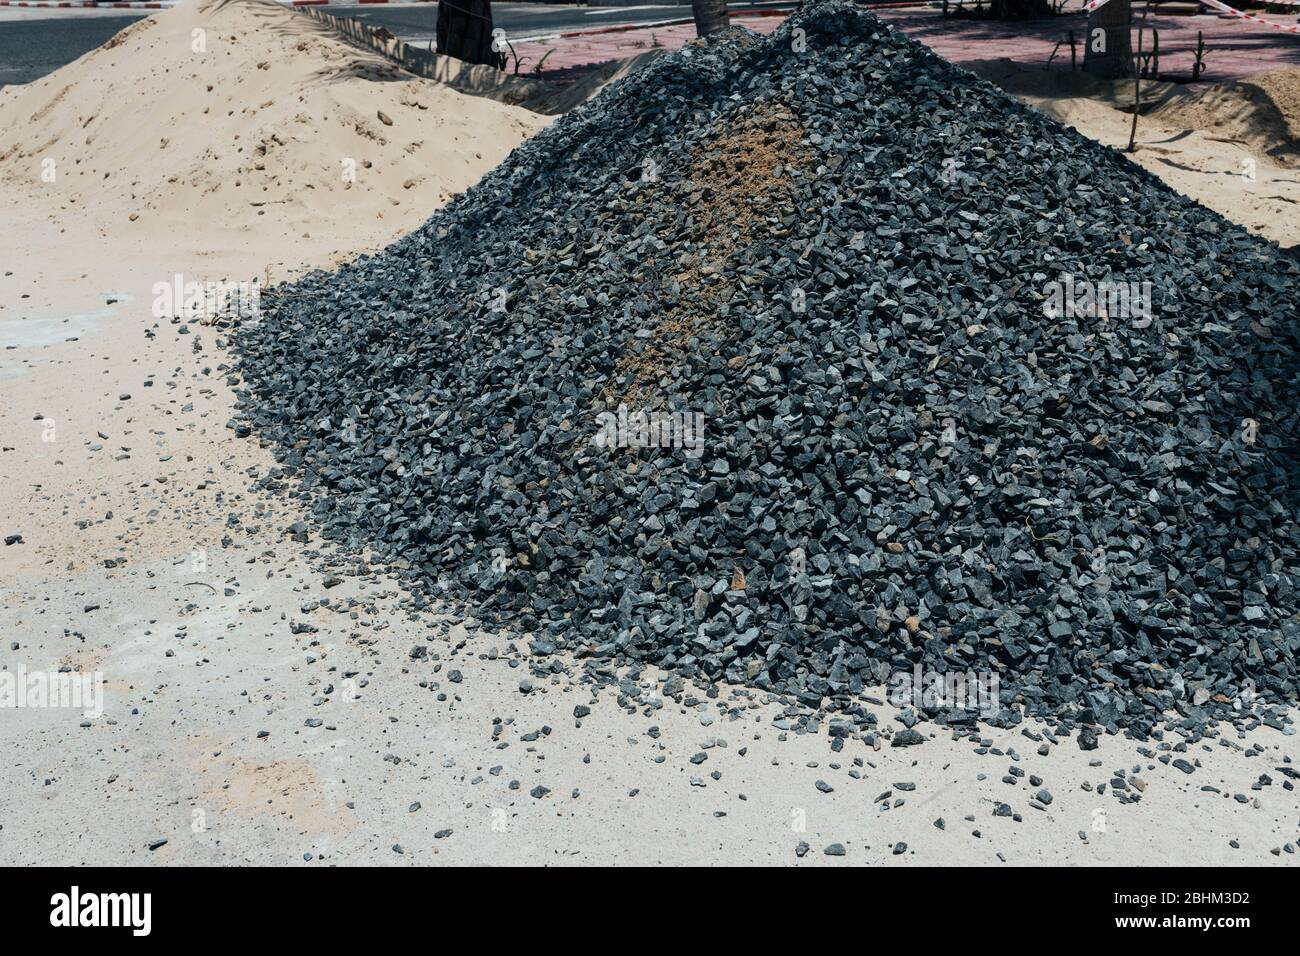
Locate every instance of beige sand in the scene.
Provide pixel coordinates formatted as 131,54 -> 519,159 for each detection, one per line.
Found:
0,0 -> 553,587
1150,67 -> 1300,169
0,0 -> 550,267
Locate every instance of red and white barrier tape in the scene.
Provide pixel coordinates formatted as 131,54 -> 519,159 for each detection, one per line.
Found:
0,1 -> 98,6
1201,0 -> 1300,30
1081,0 -> 1299,34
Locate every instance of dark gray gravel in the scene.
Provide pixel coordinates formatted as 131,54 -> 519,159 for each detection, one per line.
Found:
232,1 -> 1299,743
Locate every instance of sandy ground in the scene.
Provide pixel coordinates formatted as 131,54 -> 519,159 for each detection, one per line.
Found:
2,540 -> 1296,865
1,2 -> 1297,866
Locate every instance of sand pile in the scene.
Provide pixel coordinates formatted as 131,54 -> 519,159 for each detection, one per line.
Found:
1149,68 -> 1300,169
0,0 -> 550,247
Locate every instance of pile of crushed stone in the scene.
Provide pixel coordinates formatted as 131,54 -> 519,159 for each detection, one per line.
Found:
232,0 -> 1300,745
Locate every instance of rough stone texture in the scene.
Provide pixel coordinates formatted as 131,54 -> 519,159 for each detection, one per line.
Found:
232,1 -> 1299,740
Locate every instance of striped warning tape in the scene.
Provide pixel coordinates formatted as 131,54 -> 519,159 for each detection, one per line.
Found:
1081,0 -> 1299,34
1201,0 -> 1300,28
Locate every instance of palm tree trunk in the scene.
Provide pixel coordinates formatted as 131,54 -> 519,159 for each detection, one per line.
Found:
988,0 -> 1053,18
692,0 -> 729,38
437,0 -> 500,68
1084,0 -> 1133,79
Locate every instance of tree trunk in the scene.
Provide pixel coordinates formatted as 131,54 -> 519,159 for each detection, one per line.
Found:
437,0 -> 501,68
988,0 -> 1053,19
692,0 -> 729,38
1084,0 -> 1132,79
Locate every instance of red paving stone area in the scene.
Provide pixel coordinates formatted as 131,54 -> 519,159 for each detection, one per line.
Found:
885,4 -> 1300,82
518,15 -> 783,78
523,2 -> 1300,85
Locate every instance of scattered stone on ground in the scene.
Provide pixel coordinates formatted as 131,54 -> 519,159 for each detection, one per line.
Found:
233,0 -> 1299,751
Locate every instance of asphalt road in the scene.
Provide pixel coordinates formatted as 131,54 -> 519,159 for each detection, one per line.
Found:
0,10 -> 143,87
0,3 -> 785,87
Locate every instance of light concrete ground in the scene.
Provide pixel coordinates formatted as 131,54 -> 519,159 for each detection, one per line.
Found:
2,522 -> 1297,865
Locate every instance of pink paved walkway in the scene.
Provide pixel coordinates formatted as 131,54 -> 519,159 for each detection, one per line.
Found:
522,2 -> 1300,85
884,4 -> 1300,82
518,15 -> 783,79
